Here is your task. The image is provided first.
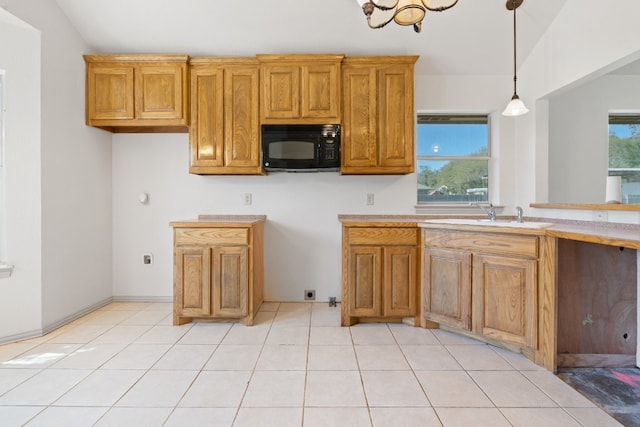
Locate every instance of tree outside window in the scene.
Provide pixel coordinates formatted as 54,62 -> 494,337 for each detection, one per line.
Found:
416,114 -> 490,203
609,115 -> 640,204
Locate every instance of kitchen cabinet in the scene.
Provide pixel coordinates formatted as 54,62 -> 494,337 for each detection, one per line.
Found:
422,228 -> 540,350
170,216 -> 265,326
84,54 -> 189,132
257,54 -> 343,124
342,225 -> 419,326
422,247 -> 471,331
189,58 -> 261,175
341,56 -> 418,175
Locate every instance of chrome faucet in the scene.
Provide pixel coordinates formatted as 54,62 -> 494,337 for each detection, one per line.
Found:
470,203 -> 496,221
515,206 -> 523,223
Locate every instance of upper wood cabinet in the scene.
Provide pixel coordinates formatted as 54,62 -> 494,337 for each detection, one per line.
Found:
341,56 -> 418,175
189,58 -> 261,175
84,54 -> 189,132
257,54 -> 344,124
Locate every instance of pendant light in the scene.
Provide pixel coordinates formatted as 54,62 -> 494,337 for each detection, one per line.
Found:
355,0 -> 458,33
502,0 -> 529,116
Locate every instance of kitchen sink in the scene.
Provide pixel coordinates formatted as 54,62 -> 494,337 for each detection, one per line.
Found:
422,218 -> 555,229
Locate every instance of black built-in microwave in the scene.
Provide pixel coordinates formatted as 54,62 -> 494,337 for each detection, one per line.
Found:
261,124 -> 340,172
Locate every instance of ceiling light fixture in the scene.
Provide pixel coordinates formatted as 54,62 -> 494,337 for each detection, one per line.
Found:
502,0 -> 529,117
355,0 -> 459,33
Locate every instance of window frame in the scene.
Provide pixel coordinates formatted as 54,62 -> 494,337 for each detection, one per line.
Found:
608,112 -> 640,204
415,113 -> 492,205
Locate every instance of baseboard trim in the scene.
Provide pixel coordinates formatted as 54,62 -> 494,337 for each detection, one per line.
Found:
112,295 -> 172,303
42,297 -> 114,336
0,328 -> 45,345
0,297 -> 114,345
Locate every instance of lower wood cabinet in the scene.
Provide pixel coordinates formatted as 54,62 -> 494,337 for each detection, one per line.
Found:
170,217 -> 265,326
472,253 -> 537,348
423,247 -> 471,331
422,228 -> 540,350
342,225 -> 419,326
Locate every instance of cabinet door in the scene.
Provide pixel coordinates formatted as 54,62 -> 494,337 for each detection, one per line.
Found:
423,247 -> 472,330
190,62 -> 261,174
377,65 -> 414,172
261,65 -> 300,119
384,246 -> 417,317
224,66 -> 260,169
472,254 -> 537,348
301,63 -> 340,119
136,64 -> 186,119
341,66 -> 378,170
341,58 -> 416,174
348,246 -> 382,317
212,246 -> 248,318
86,65 -> 135,120
190,67 -> 225,168
174,247 -> 211,317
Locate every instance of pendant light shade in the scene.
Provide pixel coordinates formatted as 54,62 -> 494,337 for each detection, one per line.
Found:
502,0 -> 528,117
502,94 -> 529,116
394,0 -> 426,27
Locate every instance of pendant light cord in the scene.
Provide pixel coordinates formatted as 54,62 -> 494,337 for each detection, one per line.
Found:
512,3 -> 518,96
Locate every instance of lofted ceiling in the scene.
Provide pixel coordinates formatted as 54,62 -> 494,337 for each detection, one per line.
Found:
54,0 -> 567,76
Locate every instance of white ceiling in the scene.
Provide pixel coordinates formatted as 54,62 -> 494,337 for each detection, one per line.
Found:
54,0 -> 568,76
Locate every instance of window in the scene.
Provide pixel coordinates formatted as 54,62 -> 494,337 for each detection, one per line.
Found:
609,114 -> 640,204
416,114 -> 490,203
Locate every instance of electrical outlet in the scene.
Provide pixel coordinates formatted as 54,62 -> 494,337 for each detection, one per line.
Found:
244,193 -> 252,205
143,253 -> 153,265
304,289 -> 316,301
592,210 -> 608,222
366,193 -> 374,205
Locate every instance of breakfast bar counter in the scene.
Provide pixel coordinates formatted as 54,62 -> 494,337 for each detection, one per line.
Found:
339,213 -> 639,372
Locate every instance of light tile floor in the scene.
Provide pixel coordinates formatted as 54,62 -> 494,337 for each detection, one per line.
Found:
0,302 -> 624,427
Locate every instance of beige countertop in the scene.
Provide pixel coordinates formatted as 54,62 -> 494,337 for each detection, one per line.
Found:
339,214 -> 640,249
169,215 -> 267,228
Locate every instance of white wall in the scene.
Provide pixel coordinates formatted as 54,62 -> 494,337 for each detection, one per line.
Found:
0,9 -> 42,339
112,134 -> 418,302
517,0 -> 640,215
0,0 -> 113,341
548,75 -> 640,204
112,75 -> 519,302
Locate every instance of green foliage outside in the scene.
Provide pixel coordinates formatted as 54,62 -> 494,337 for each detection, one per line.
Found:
609,124 -> 640,168
418,147 -> 489,196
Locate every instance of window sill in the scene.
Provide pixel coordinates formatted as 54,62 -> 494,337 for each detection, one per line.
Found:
0,264 -> 14,279
415,203 -> 504,215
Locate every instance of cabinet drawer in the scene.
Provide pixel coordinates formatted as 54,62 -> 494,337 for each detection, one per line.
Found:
348,227 -> 417,246
423,230 -> 538,258
175,228 -> 249,246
